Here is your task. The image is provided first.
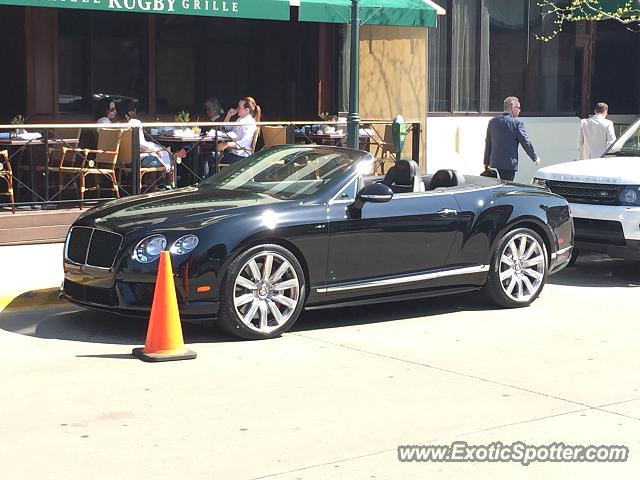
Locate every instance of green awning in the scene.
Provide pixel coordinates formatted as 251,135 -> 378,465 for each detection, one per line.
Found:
0,0 -> 291,21
298,0 -> 442,28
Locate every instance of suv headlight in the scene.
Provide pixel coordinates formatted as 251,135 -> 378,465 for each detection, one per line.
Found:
619,186 -> 640,206
532,177 -> 546,187
169,235 -> 199,255
133,235 -> 167,263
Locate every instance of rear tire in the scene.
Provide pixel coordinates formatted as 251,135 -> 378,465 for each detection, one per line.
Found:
482,228 -> 548,308
217,244 -> 306,340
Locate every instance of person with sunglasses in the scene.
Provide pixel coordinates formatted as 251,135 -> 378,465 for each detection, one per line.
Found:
483,96 -> 541,181
95,97 -> 117,124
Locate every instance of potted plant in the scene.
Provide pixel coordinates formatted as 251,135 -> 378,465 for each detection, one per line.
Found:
318,112 -> 337,134
10,114 -> 28,136
174,110 -> 190,136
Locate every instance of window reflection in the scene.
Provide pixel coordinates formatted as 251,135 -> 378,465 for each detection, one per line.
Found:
58,10 -> 147,114
429,0 -> 579,115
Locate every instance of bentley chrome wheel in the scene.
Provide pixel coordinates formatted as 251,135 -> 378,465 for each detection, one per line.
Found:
232,251 -> 301,334
498,232 -> 546,302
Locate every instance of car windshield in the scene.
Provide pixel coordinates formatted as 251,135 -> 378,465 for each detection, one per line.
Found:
607,117 -> 640,157
200,146 -> 371,199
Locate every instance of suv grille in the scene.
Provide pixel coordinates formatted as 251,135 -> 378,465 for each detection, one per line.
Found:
66,227 -> 123,268
546,181 -> 621,205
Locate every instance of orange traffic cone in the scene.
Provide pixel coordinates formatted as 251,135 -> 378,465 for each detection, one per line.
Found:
132,251 -> 197,362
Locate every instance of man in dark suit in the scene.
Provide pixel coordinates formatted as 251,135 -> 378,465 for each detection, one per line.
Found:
483,96 -> 541,181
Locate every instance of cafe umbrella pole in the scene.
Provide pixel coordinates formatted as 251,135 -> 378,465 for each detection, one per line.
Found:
346,0 -> 360,150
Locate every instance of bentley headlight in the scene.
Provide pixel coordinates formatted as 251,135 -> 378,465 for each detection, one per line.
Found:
133,235 -> 167,263
619,186 -> 640,206
532,177 -> 547,187
169,235 -> 199,255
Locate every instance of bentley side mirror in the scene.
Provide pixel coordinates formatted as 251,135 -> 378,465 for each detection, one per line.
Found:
357,182 -> 394,203
349,182 -> 394,218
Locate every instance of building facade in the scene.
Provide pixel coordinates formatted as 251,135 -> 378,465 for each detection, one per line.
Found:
1,1 -> 636,182
426,0 -> 640,182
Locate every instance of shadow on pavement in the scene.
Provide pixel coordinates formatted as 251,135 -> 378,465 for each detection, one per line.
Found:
1,287 -> 495,342
293,291 -> 491,333
548,253 -> 640,288
0,288 -> 236,345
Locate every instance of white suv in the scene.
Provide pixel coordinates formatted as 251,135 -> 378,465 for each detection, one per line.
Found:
533,118 -> 640,261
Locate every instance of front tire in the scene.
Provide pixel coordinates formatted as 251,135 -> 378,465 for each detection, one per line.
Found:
217,244 -> 306,339
567,247 -> 579,267
482,228 -> 548,308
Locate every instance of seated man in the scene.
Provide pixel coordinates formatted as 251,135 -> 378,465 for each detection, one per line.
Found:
216,96 -> 261,166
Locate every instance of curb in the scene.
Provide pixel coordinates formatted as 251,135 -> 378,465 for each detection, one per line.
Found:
0,288 -> 63,312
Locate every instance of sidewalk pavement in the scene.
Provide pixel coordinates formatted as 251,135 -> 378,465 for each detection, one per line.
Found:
0,243 -> 64,310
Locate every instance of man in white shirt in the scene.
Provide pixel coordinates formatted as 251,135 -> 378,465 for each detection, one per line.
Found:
578,102 -> 616,160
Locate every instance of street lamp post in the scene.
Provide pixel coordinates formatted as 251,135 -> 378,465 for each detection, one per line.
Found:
346,0 -> 360,150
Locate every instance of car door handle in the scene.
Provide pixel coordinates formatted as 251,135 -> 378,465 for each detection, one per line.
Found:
437,208 -> 458,216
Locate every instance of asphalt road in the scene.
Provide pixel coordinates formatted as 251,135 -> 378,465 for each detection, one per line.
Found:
1,250 -> 639,479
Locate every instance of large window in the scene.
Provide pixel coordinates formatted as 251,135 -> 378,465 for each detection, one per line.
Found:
428,0 -> 449,111
483,0 -> 527,111
155,17 -> 320,120
428,0 -> 579,115
58,10 -> 148,116
59,12 -> 320,121
591,20 -> 640,115
451,0 -> 479,111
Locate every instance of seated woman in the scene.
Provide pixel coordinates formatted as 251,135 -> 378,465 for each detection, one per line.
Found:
116,101 -> 172,172
216,96 -> 261,165
80,96 -> 117,148
96,96 -> 117,124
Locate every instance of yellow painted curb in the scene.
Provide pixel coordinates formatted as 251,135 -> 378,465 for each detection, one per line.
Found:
0,289 -> 62,313
0,295 -> 16,312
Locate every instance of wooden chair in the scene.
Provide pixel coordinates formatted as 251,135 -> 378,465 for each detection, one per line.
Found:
0,150 -> 15,213
261,125 -> 287,149
251,126 -> 261,153
218,126 -> 261,172
51,127 -> 82,143
116,128 -> 174,193
49,128 -> 123,209
370,124 -> 396,174
18,128 -> 82,196
41,128 -> 82,163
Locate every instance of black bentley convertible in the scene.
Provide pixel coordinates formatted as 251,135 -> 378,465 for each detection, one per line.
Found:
62,145 -> 573,339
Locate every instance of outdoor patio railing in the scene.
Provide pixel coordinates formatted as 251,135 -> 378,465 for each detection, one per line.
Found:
0,119 -> 421,212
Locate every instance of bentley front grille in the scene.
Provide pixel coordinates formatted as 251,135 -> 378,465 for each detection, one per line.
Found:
66,227 -> 123,269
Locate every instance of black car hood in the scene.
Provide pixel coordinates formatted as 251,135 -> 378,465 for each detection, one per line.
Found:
76,186 -> 287,232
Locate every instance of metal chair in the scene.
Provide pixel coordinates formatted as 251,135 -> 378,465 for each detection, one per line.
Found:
0,150 -> 15,213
